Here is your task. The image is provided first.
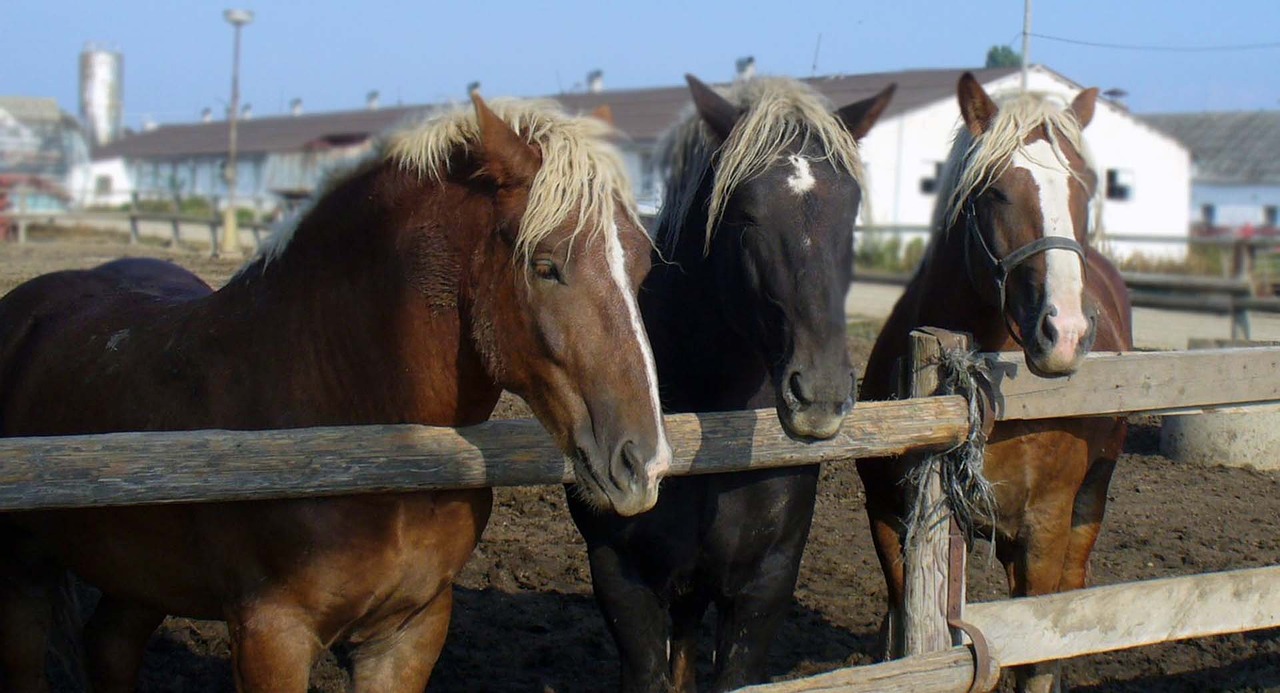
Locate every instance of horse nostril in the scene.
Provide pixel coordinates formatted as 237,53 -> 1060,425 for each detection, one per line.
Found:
788,371 -> 811,408
1039,305 -> 1059,344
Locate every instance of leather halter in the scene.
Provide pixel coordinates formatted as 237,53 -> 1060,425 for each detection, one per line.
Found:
961,199 -> 1086,346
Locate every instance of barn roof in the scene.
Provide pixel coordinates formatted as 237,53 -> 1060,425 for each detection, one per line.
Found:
91,66 -> 1020,162
1143,111 -> 1280,186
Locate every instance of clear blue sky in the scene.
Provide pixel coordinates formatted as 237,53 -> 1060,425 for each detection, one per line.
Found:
5,0 -> 1279,129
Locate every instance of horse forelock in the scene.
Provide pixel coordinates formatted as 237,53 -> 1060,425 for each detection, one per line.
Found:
247,99 -> 640,272
389,99 -> 640,264
936,91 -> 1098,240
653,77 -> 867,255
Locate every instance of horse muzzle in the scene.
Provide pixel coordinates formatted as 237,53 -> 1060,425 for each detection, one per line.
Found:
1023,303 -> 1098,377
570,435 -> 670,517
777,366 -> 855,441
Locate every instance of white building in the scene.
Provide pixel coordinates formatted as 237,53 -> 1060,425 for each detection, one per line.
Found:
849,65 -> 1190,260
1143,111 -> 1280,233
75,65 -> 1190,260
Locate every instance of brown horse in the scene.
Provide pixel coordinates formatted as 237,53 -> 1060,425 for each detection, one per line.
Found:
0,95 -> 671,692
858,74 -> 1133,693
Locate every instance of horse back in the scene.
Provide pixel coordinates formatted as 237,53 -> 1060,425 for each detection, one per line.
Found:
0,258 -> 213,436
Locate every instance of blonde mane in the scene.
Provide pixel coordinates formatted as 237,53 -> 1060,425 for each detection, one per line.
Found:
255,98 -> 638,267
934,91 -> 1099,239
654,77 -> 867,253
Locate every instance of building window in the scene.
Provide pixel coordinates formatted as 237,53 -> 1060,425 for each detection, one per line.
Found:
1201,204 -> 1216,225
919,162 -> 944,195
94,175 -> 112,195
1265,205 -> 1278,228
1105,169 -> 1132,201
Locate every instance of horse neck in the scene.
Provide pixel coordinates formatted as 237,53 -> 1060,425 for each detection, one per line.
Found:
205,163 -> 501,426
902,223 -> 1015,351
644,171 -> 771,408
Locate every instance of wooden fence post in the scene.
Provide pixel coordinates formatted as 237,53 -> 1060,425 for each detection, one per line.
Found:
900,328 -> 971,657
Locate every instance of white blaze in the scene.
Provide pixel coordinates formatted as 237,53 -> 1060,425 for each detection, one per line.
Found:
1011,139 -> 1088,368
604,221 -> 672,480
785,155 -> 815,195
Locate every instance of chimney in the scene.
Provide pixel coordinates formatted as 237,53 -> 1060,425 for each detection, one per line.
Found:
587,69 -> 604,94
201,107 -> 213,123
366,90 -> 380,111
735,56 -> 756,81
241,103 -> 253,120
467,81 -> 482,97
290,98 -> 303,116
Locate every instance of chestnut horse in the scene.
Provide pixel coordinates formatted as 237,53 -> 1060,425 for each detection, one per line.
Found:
0,95 -> 671,692
569,75 -> 895,692
858,74 -> 1133,693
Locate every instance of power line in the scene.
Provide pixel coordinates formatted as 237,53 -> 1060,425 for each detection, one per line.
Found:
1032,32 -> 1280,53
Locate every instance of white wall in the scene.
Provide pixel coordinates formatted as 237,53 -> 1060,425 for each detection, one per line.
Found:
68,157 -> 132,208
857,66 -> 1192,261
1191,183 -> 1280,227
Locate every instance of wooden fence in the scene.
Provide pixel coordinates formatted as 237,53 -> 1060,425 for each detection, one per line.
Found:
5,210 -> 273,257
2,337 -> 1279,690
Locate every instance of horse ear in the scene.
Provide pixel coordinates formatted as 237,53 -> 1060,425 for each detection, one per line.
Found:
685,74 -> 739,141
1071,87 -> 1099,129
471,92 -> 541,186
835,83 -> 896,140
590,104 -> 614,125
957,72 -> 998,137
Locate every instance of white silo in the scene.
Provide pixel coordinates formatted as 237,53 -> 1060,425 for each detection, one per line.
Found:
79,44 -> 123,147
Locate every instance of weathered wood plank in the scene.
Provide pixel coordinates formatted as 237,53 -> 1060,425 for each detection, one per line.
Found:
901,329 -> 967,656
0,397 -> 969,511
986,347 -> 1280,420
737,646 -> 978,693
965,565 -> 1280,667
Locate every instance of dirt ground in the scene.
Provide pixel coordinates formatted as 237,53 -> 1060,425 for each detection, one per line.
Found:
4,234 -> 1279,692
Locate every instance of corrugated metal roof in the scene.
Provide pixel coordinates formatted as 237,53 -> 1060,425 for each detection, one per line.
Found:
1142,111 -> 1280,185
91,66 -> 1019,162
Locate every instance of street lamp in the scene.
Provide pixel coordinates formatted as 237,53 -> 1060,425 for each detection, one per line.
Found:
220,8 -> 253,258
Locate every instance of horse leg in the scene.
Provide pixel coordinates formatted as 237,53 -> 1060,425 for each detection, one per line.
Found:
349,587 -> 453,693
0,569 -> 55,693
1061,454 -> 1120,592
83,596 -> 164,693
860,473 -> 908,660
227,602 -> 322,693
1008,496 -> 1076,693
585,544 -> 671,693
668,592 -> 708,693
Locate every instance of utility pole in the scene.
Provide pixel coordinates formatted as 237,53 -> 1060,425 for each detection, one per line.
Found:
1021,0 -> 1032,91
220,9 -> 253,258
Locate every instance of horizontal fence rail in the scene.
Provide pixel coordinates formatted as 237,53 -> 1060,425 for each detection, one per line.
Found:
742,565 -> 1280,693
4,347 -> 1277,512
0,397 -> 970,512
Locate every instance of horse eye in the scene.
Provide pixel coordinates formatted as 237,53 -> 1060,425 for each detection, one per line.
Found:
986,187 -> 1010,204
532,259 -> 562,283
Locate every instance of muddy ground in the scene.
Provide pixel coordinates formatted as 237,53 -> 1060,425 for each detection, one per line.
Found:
4,234 -> 1279,692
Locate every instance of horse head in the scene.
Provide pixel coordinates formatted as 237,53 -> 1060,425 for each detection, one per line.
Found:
685,75 -> 894,440
954,73 -> 1101,377
440,95 -> 671,516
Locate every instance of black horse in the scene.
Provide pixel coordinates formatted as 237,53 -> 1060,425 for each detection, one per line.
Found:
568,74 -> 895,692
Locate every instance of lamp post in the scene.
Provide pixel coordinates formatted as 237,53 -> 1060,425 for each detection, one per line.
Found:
220,8 -> 253,258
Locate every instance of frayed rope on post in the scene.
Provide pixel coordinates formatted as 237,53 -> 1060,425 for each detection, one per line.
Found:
903,346 -> 997,547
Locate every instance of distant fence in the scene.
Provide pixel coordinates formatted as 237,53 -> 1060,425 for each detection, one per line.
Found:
4,210 -> 273,257
1,336 -> 1278,691
7,213 -> 1280,337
